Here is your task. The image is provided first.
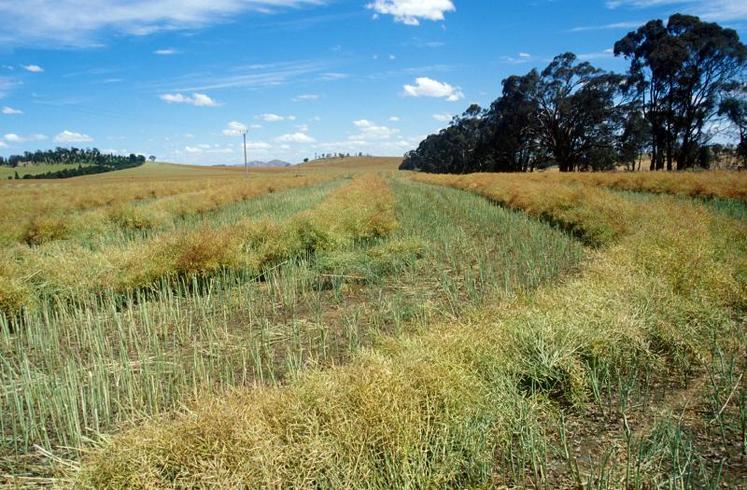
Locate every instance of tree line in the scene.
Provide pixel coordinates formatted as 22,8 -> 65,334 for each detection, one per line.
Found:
1,147 -> 146,179
401,14 -> 747,173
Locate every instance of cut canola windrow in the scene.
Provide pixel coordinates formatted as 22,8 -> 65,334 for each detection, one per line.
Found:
76,175 -> 745,488
0,175 -> 396,320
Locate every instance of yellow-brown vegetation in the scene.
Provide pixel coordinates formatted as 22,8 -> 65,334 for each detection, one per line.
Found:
75,170 -> 746,488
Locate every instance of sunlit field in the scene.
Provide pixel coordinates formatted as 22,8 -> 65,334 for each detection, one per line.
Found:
1,159 -> 745,488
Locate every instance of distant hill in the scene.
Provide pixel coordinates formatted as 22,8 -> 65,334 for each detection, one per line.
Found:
217,160 -> 291,168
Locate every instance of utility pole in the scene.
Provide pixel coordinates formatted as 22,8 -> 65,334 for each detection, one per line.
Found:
242,130 -> 248,177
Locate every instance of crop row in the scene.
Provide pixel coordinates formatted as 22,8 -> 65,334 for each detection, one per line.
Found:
76,176 -> 746,487
0,175 -> 395,320
544,169 -> 747,201
3,174 -> 330,246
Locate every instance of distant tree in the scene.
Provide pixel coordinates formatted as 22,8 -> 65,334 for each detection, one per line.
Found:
719,84 -> 747,167
402,105 -> 484,173
148,155 -> 157,162
615,14 -> 747,170
303,158 -> 309,163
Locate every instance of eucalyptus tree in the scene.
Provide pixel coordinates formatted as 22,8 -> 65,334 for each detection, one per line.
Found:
719,83 -> 747,166
615,14 -> 747,170
532,52 -> 623,172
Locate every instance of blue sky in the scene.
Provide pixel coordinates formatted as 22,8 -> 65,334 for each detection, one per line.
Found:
1,0 -> 745,165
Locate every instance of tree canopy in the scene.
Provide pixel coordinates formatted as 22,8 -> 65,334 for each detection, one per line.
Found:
402,14 -> 746,174
0,147 -> 146,179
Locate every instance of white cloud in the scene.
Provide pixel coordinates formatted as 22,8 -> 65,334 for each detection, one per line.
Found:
22,64 -> 43,73
403,77 -> 463,101
4,133 -> 47,143
293,94 -> 320,101
433,113 -> 452,123
55,130 -> 93,143
606,0 -> 747,22
160,92 -> 219,107
500,53 -> 534,65
276,132 -> 316,143
259,113 -> 285,122
246,141 -> 272,150
2,106 -> 22,115
154,48 -> 178,55
222,121 -> 248,136
389,116 -> 400,122
569,21 -> 643,32
367,0 -> 455,25
351,119 -> 399,140
0,1 -> 326,47
0,141 -> 7,148
577,48 -> 615,60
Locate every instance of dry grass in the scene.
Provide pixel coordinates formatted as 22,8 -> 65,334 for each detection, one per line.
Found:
534,169 -> 747,201
300,156 -> 403,171
1,174 -> 583,484
2,169 -> 329,246
74,172 -> 746,488
0,174 -> 394,319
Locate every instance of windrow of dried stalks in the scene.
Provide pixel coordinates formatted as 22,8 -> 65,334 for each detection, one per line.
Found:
0,175 -> 395,320
76,173 -> 745,488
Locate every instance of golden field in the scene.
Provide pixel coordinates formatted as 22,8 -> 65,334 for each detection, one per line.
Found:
1,160 -> 745,488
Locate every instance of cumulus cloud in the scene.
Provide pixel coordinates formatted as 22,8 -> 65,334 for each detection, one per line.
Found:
403,77 -> 463,101
4,133 -> 47,143
367,0 -> 455,25
222,121 -> 248,136
0,1 -> 325,47
389,116 -> 401,122
22,64 -> 43,73
55,130 -> 93,143
276,132 -> 316,143
351,119 -> 399,140
2,106 -> 22,115
0,141 -> 7,148
160,92 -> 219,107
433,113 -> 452,123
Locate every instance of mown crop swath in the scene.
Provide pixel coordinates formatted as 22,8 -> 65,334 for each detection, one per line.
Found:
73,171 -> 745,488
1,175 -> 399,454
0,173 -> 335,318
543,169 -> 747,200
5,173 -> 330,247
1,165 -> 586,486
